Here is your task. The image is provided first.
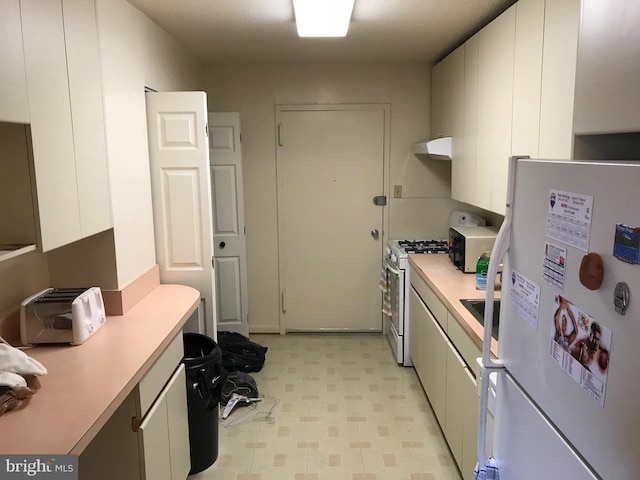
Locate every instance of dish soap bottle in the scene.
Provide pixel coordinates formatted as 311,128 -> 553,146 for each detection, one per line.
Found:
476,252 -> 490,290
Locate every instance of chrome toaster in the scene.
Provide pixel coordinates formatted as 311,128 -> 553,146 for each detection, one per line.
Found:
20,287 -> 106,346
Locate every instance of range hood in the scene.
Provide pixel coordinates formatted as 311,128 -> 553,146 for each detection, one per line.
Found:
412,136 -> 452,160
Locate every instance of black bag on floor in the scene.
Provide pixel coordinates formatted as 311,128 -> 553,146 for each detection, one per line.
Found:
217,331 -> 268,373
220,371 -> 259,406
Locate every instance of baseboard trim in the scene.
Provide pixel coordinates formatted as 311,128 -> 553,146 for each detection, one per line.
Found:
249,325 -> 281,334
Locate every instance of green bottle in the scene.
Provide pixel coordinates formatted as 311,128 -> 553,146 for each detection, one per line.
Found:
476,252 -> 490,290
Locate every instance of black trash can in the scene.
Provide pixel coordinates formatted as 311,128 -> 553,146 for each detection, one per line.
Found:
182,333 -> 225,474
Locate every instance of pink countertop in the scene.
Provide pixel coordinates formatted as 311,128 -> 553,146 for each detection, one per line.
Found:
0,284 -> 200,455
408,254 -> 500,358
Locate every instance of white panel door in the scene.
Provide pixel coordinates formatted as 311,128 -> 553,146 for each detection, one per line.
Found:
209,112 -> 249,336
146,91 -> 216,339
276,105 -> 387,332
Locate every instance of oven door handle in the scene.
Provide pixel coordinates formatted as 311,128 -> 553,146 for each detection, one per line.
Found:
384,259 -> 403,276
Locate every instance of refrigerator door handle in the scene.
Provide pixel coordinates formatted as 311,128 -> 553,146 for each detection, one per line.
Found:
476,156 -> 525,476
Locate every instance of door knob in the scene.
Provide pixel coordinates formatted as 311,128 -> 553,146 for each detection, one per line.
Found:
371,229 -> 379,239
219,241 -> 226,248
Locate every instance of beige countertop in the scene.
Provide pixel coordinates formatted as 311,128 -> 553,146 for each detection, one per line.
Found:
408,254 -> 500,358
0,284 -> 200,455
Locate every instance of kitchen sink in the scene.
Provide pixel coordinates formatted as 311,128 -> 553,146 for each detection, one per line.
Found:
460,298 -> 500,341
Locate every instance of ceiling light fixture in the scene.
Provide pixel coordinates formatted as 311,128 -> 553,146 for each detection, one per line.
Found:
293,0 -> 355,37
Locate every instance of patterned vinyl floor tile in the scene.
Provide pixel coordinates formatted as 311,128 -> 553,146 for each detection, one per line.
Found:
189,334 -> 461,480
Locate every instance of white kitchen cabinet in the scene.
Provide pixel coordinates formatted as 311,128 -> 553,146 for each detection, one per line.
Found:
62,0 -> 112,238
410,266 -> 482,478
538,0 -> 580,158
78,331 -> 190,480
445,344 -> 466,468
573,0 -> 640,135
136,332 -> 190,480
476,4 -> 516,214
410,286 -> 447,426
0,0 -> 29,123
138,365 -> 190,480
453,34 -> 479,206
511,0 -> 544,159
430,62 -> 443,139
460,366 -> 479,480
442,45 -> 465,144
20,0 -> 112,252
409,287 -> 424,382
444,44 -> 468,205
79,391 -> 142,480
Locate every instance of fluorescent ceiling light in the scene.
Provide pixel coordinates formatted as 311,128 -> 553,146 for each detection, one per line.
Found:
293,0 -> 355,37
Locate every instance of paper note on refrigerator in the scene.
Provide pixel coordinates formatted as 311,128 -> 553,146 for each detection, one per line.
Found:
509,269 -> 540,330
546,190 -> 593,251
542,242 -> 566,292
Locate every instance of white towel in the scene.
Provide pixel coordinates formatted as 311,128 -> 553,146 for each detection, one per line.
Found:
378,265 -> 388,292
0,343 -> 47,376
0,343 -> 46,416
379,265 -> 392,315
0,371 -> 27,388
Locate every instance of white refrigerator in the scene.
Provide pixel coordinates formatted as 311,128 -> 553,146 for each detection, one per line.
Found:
477,158 -> 640,480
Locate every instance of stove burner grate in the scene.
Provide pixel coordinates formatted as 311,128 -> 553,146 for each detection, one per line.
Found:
398,239 -> 449,254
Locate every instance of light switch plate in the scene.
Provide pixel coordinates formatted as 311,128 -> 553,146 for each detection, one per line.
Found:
393,185 -> 402,198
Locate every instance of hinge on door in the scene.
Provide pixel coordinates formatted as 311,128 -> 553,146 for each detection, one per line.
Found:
240,132 -> 242,144
211,256 -> 215,269
205,123 -> 208,136
277,124 -> 283,146
281,291 -> 286,313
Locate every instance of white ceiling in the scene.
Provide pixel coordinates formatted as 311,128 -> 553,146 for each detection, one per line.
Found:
127,0 -> 517,64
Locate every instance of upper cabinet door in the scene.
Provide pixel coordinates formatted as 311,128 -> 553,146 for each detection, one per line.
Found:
476,4 -> 516,214
441,45 -> 465,141
447,44 -> 472,204
573,0 -> 640,135
21,0 -> 82,251
511,0 -> 544,160
62,0 -> 112,238
20,0 -> 112,252
0,0 -> 30,123
431,62 -> 443,139
538,0 -> 580,158
457,33 -> 479,206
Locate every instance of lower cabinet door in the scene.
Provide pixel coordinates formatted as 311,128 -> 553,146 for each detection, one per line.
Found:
166,365 -> 191,479
139,364 -> 190,480
461,367 -> 479,480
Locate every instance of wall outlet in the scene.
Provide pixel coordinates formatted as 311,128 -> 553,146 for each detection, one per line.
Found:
393,185 -> 402,198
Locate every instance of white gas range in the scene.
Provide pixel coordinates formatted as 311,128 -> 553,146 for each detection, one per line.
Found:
383,239 -> 449,366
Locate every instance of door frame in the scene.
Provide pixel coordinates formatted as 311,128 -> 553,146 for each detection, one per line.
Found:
274,103 -> 391,334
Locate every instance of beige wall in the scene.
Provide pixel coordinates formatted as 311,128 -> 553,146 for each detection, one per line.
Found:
85,0 -> 204,289
204,63 -> 461,333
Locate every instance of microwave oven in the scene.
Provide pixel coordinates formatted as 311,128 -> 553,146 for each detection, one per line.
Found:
449,226 -> 499,273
